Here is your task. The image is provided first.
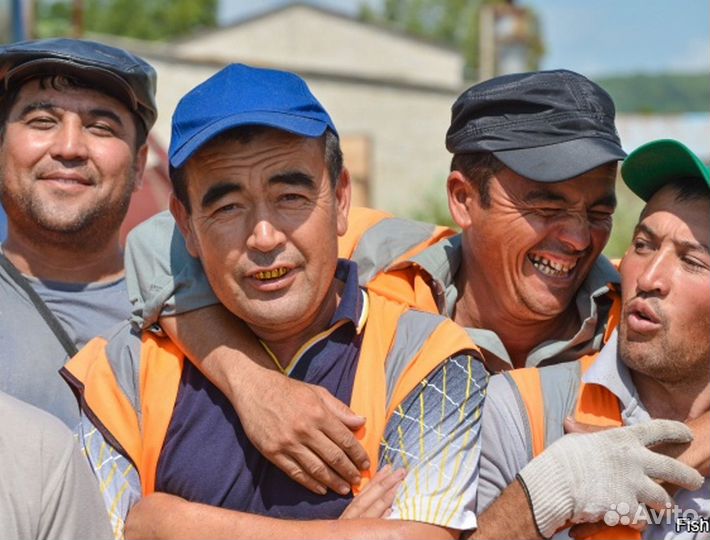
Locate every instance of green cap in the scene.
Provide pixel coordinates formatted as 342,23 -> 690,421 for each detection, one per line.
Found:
621,139 -> 710,201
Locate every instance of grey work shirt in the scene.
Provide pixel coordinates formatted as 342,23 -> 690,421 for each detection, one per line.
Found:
0,390 -> 113,540
478,330 -> 710,540
125,212 -> 620,371
0,253 -> 131,427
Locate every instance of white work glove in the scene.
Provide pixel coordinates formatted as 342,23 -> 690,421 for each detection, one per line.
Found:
517,419 -> 704,538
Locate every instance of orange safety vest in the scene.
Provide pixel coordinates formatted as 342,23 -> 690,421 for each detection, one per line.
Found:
338,207 -> 456,313
63,289 -> 479,497
505,294 -> 640,540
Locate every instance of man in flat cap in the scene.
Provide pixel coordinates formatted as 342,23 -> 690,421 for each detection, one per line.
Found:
0,38 -> 157,428
0,37 -> 157,540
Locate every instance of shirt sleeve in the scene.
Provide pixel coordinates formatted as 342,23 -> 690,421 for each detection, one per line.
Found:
75,412 -> 142,540
379,353 -> 488,531
124,211 -> 220,329
476,373 -> 531,514
37,413 -> 114,540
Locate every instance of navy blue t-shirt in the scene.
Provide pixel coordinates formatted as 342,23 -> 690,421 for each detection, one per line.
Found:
156,260 -> 364,518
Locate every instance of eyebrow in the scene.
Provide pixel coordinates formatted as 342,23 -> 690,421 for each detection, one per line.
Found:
524,189 -> 617,209
268,171 -> 316,189
635,223 -> 710,256
201,182 -> 242,209
17,102 -> 124,127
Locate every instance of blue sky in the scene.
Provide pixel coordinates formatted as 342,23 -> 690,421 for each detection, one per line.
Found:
219,0 -> 709,77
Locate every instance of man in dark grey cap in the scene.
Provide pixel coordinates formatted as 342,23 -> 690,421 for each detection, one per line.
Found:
0,38 -> 157,427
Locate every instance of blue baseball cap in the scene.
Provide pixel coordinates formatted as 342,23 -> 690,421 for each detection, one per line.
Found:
169,64 -> 338,168
0,38 -> 157,131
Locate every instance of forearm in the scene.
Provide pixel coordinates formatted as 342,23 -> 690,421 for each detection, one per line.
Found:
126,493 -> 455,540
470,479 -> 543,540
160,304 -> 274,400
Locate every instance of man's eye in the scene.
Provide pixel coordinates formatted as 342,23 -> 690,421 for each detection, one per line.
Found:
88,123 -> 115,136
279,193 -> 307,205
633,238 -> 651,253
27,116 -> 56,129
682,256 -> 709,272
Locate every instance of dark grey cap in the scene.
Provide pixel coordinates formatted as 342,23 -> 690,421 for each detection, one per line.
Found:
0,38 -> 157,131
446,69 -> 626,182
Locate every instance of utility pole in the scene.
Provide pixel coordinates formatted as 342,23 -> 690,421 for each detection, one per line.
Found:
72,0 -> 84,37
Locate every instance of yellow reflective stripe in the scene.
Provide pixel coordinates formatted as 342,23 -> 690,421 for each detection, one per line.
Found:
442,355 -> 478,525
109,480 -> 128,540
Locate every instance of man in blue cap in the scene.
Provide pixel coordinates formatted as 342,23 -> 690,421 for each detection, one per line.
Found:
0,38 -> 157,427
64,63 -> 488,539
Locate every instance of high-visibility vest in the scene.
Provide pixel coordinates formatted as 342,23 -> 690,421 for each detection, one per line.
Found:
62,289 -> 479,497
503,295 -> 640,539
339,207 -> 456,312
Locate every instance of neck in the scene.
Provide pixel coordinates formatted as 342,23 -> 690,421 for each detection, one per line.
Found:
2,225 -> 124,283
254,280 -> 344,367
632,371 -> 710,422
453,258 -> 580,369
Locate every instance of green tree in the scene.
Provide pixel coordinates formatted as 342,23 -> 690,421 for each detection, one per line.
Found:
36,0 -> 217,41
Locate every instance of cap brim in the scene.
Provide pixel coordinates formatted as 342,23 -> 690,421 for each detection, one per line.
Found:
493,137 -> 627,182
170,111 -> 330,168
5,58 -> 138,110
621,139 -> 710,201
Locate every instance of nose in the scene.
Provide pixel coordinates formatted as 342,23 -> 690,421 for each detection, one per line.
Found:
245,214 -> 287,253
49,118 -> 88,162
557,213 -> 592,253
635,250 -> 671,297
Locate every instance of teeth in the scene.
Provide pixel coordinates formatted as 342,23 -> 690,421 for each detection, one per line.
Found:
529,254 -> 576,277
254,268 -> 288,280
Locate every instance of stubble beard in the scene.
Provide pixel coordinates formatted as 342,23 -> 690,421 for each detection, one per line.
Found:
0,172 -> 137,252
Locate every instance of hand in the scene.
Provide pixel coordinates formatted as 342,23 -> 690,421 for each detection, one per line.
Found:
340,465 -> 406,519
517,419 -> 704,538
564,416 -> 609,435
234,370 -> 370,496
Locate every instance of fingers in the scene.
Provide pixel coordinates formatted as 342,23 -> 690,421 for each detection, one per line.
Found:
642,449 -> 704,491
315,386 -> 366,429
637,477 -> 673,512
312,386 -> 371,472
631,419 -> 694,448
274,454 -> 328,495
563,416 -> 609,435
340,465 -> 406,520
308,431 -> 362,494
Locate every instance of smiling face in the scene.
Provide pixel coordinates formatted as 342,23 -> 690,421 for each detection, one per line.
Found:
172,128 -> 350,340
619,184 -> 710,383
0,78 -> 146,246
452,164 -> 617,325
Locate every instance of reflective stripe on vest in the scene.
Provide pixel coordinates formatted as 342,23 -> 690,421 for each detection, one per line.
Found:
339,207 -> 456,289
502,294 -> 638,539
63,290 -> 478,496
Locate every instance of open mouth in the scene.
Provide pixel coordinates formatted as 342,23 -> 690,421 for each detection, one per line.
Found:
528,254 -> 577,278
253,267 -> 290,281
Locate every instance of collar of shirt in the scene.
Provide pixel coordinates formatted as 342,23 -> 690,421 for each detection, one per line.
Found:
263,259 -> 369,376
582,329 -> 651,425
390,234 -> 621,370
329,259 -> 367,332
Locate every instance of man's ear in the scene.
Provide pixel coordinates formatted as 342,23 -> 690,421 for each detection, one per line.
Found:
334,167 -> 352,237
447,170 -> 476,229
169,193 -> 200,258
133,143 -> 149,192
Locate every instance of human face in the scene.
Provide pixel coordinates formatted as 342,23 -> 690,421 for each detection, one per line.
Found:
453,165 -> 617,323
172,129 -> 350,339
619,185 -> 710,383
0,79 -> 146,245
